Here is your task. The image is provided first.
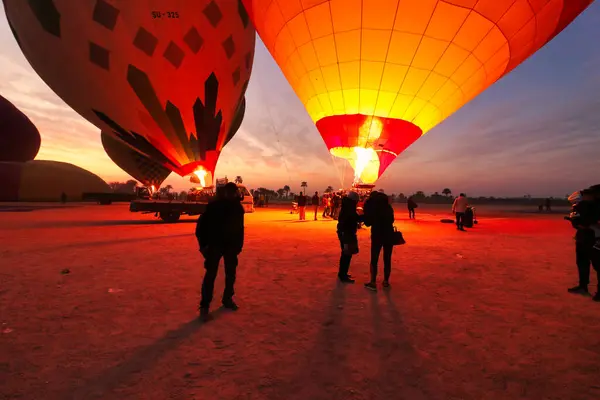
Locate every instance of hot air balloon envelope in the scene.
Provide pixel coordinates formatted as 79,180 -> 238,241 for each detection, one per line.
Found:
0,94 -> 41,162
243,0 -> 593,183
4,0 -> 255,182
101,131 -> 171,188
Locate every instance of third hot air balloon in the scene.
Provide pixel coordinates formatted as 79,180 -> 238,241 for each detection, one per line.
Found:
242,0 -> 594,184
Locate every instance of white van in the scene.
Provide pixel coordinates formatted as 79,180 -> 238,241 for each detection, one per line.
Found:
237,185 -> 254,213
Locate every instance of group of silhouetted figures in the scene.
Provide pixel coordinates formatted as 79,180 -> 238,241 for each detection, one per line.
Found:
194,184 -> 600,321
194,185 -> 405,321
335,190 -> 402,289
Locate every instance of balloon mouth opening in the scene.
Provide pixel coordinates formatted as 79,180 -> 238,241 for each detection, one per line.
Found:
190,168 -> 208,188
330,146 -> 397,185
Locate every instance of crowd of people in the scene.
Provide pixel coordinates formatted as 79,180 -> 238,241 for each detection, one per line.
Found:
193,183 -> 600,321
293,191 -> 344,221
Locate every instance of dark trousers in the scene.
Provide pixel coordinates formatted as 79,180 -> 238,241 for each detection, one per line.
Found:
200,248 -> 238,309
575,230 -> 600,289
455,212 -> 465,229
337,232 -> 354,278
408,207 -> 415,219
370,239 -> 393,282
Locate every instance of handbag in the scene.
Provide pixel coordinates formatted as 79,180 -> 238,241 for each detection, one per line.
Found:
391,226 -> 406,246
341,233 -> 359,255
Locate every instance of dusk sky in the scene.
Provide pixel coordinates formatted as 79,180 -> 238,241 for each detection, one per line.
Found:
1,4 -> 599,197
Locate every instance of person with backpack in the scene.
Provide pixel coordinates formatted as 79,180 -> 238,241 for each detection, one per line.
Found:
363,191 -> 395,291
195,182 -> 245,321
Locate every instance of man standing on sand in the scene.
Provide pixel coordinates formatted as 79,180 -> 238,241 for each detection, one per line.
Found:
195,182 -> 245,321
568,188 -> 600,301
452,193 -> 468,231
312,191 -> 320,221
407,195 -> 417,219
297,191 -> 307,220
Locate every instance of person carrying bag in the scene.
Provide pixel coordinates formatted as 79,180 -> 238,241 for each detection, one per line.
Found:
363,191 -> 398,291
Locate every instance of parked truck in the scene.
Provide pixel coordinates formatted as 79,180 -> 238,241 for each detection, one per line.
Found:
82,187 -> 150,205
128,178 -> 254,223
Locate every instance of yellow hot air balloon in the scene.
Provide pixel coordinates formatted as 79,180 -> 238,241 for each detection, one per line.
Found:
242,0 -> 594,184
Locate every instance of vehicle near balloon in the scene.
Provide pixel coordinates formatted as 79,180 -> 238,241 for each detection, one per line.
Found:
241,0 -> 594,185
128,176 -> 253,222
82,186 -> 151,205
4,0 -> 255,186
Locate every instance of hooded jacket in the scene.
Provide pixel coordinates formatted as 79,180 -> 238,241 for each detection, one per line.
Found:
337,197 -> 359,236
363,192 -> 394,241
196,197 -> 245,252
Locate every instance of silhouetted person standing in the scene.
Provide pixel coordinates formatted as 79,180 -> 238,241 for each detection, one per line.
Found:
331,193 -> 341,220
60,192 -> 67,204
337,191 -> 360,283
363,192 -> 395,291
312,191 -> 320,221
568,189 -> 600,301
297,192 -> 307,220
545,198 -> 552,212
196,182 -> 245,321
322,195 -> 330,218
452,193 -> 468,231
407,196 -> 417,219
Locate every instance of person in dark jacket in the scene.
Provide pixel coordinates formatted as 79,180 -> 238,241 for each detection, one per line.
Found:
363,191 -> 395,291
407,196 -> 417,219
337,191 -> 361,283
568,188 -> 600,301
331,193 -> 341,220
311,191 -> 320,221
195,182 -> 245,321
296,192 -> 307,220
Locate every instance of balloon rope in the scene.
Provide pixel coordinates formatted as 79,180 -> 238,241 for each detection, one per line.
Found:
256,82 -> 292,184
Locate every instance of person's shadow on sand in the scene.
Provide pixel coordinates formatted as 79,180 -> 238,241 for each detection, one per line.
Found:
65,307 -> 234,399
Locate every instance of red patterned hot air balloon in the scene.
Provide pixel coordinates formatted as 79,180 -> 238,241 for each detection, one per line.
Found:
3,0 -> 255,187
101,130 -> 172,189
242,0 -> 594,184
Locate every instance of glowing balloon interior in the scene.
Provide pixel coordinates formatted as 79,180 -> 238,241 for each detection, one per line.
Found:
242,0 -> 593,183
3,0 -> 255,182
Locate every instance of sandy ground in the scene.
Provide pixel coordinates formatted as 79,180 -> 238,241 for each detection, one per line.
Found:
0,204 -> 599,400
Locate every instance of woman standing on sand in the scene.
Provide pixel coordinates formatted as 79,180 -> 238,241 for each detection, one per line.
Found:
336,191 -> 361,283
363,191 -> 395,291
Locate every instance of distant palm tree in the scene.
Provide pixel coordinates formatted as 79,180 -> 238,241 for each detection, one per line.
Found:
283,185 -> 291,199
301,181 -> 308,194
164,184 -> 173,193
325,185 -> 334,193
277,188 -> 286,198
235,176 -> 243,184
442,188 -> 452,197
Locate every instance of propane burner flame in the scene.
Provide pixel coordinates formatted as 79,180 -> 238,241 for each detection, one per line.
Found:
194,169 -> 207,188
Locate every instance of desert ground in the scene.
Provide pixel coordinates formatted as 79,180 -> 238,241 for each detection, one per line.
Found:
0,203 -> 599,400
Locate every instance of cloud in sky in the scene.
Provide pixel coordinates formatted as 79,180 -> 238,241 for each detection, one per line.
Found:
1,4 -> 599,197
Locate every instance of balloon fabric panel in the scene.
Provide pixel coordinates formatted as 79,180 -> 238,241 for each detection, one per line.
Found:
101,131 -> 172,188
